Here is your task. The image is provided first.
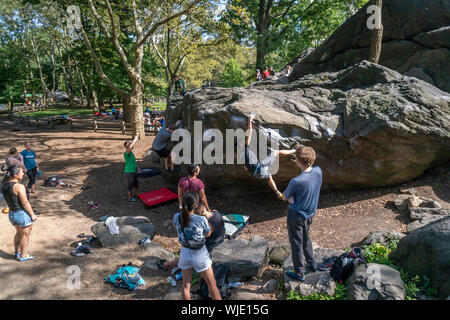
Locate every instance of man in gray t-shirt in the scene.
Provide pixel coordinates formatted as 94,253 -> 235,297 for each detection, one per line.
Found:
152,122 -> 179,171
281,146 -> 322,282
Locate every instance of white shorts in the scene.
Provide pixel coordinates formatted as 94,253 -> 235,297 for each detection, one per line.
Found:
178,245 -> 212,273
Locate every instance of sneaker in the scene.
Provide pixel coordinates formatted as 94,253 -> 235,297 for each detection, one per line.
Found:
128,198 -> 137,202
285,269 -> 305,282
19,254 -> 35,262
318,257 -> 337,271
307,262 -> 317,272
15,252 -> 21,260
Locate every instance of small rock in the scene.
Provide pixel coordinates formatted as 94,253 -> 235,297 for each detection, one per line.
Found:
407,196 -> 423,208
284,271 -> 336,296
229,289 -> 275,300
261,279 -> 279,293
406,215 -> 445,233
360,230 -> 406,246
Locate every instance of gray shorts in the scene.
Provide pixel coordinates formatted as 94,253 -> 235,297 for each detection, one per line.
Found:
255,152 -> 278,179
178,245 -> 212,273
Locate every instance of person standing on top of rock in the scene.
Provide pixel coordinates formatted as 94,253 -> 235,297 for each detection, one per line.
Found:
243,115 -> 297,200
173,75 -> 187,96
280,146 -> 322,282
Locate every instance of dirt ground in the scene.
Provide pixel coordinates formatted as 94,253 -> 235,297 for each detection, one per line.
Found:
0,115 -> 448,300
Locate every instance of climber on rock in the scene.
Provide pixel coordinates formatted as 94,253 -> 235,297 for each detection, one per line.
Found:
243,114 -> 296,199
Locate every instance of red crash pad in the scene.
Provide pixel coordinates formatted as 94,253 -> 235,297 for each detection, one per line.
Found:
138,188 -> 177,208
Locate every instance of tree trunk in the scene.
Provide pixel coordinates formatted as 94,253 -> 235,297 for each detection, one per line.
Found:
368,0 -> 383,64
51,42 -> 57,104
30,34 -> 48,106
256,37 -> 267,70
92,88 -> 99,112
128,80 -> 145,138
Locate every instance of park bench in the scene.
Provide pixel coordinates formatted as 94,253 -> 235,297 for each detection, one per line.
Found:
93,119 -> 129,134
8,112 -> 40,130
145,123 -> 162,135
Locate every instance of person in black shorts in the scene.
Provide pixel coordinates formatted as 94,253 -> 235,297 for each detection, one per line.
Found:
243,115 -> 296,199
124,135 -> 140,202
152,122 -> 179,171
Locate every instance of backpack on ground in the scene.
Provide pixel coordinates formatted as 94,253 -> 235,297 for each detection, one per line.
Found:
44,177 -> 62,187
197,263 -> 229,299
105,263 -> 146,291
330,247 -> 367,283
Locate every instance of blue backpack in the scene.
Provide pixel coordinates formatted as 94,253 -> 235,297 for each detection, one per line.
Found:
105,264 -> 146,291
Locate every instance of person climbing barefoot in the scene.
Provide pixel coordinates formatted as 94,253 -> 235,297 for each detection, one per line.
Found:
243,114 -> 296,199
124,135 -> 140,202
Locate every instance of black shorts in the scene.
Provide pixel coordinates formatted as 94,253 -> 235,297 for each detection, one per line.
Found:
125,173 -> 139,192
154,147 -> 171,158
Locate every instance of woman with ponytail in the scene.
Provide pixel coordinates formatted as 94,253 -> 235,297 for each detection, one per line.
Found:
1,165 -> 38,261
173,191 -> 221,300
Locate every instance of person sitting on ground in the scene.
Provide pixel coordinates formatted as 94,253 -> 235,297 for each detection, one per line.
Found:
172,191 -> 221,300
20,142 -> 40,196
262,67 -> 270,79
256,69 -> 262,81
269,66 -> 276,77
152,122 -> 180,171
173,75 -> 187,96
280,146 -> 322,282
1,165 -> 38,262
177,164 -> 211,213
158,203 -> 225,271
124,135 -> 141,202
5,148 -> 27,173
284,65 -> 292,76
243,115 -> 296,199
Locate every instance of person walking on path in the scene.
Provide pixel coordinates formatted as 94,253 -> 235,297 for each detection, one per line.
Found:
1,165 -> 38,262
280,146 -> 322,281
20,142 -> 40,196
173,191 -> 221,300
124,135 -> 141,202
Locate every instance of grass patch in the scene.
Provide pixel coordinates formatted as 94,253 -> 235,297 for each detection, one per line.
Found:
21,107 -> 94,117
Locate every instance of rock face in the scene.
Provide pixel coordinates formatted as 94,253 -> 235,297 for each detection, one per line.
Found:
91,216 -> 156,247
288,0 -> 450,93
210,236 -> 269,282
268,239 -> 319,265
360,230 -> 406,247
142,243 -> 175,271
347,263 -> 406,300
389,217 -> 450,298
166,61 -> 450,191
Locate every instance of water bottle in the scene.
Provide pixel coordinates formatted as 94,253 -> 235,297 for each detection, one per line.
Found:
227,281 -> 243,289
167,276 -> 176,287
174,271 -> 183,281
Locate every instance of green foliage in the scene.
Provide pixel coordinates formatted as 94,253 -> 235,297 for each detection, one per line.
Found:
220,58 -> 245,87
362,239 -> 437,300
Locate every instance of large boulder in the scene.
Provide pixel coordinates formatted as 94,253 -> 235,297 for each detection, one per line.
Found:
347,263 -> 406,300
268,239 -> 319,265
210,236 -> 269,282
91,216 -> 156,247
288,0 -> 450,93
166,61 -> 450,191
389,217 -> 450,298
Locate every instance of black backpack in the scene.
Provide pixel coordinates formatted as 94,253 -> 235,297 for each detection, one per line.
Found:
44,177 -> 61,187
197,263 -> 229,299
330,247 -> 367,283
